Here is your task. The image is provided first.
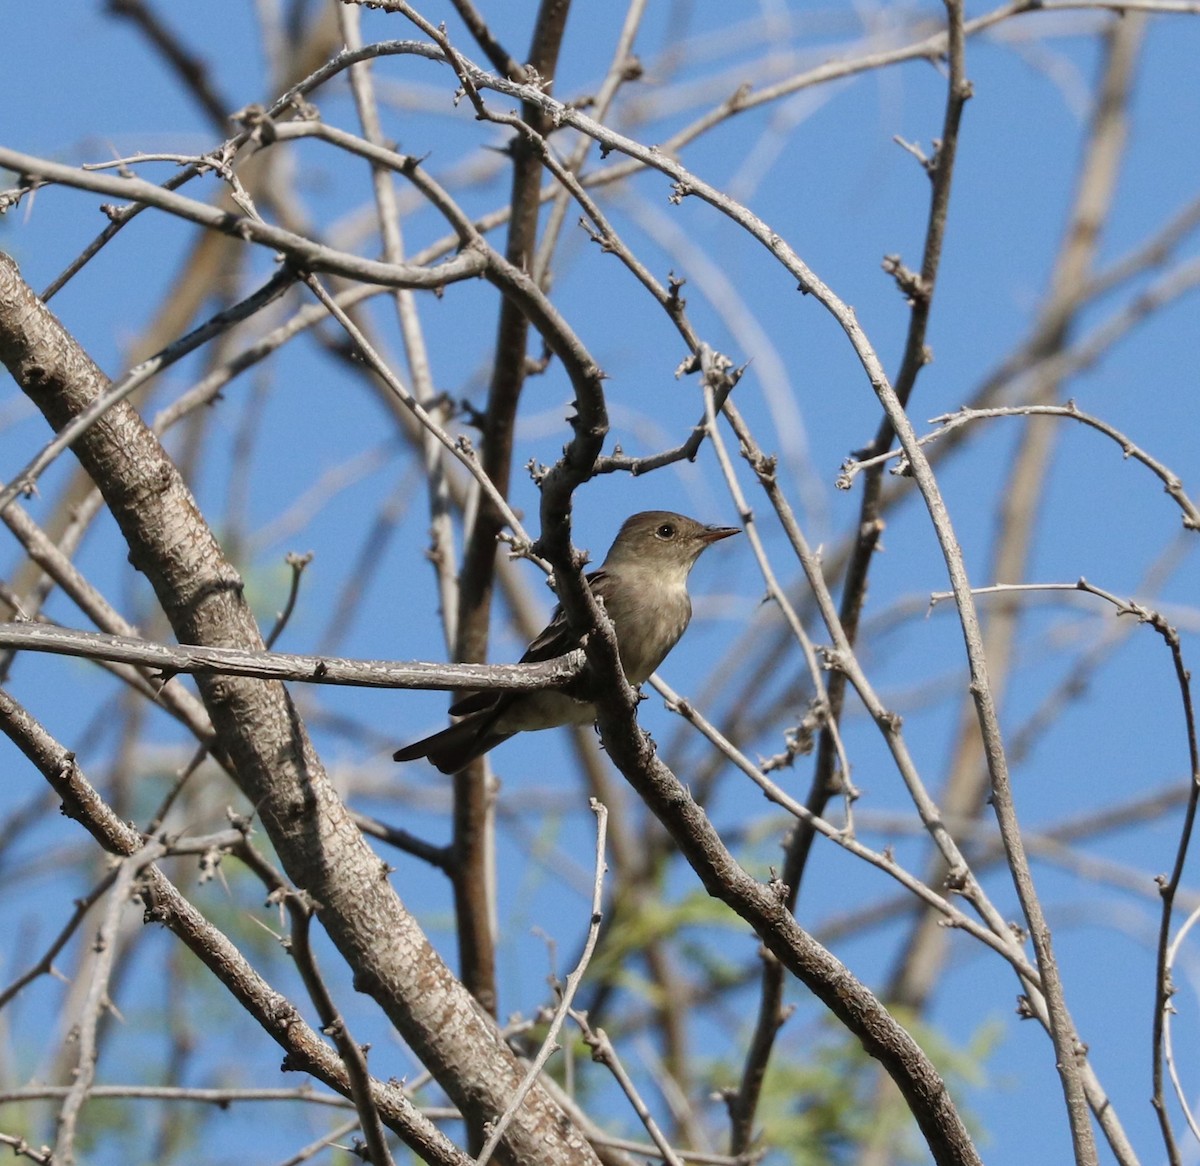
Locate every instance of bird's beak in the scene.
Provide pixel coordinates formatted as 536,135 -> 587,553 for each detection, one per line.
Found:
700,525 -> 740,544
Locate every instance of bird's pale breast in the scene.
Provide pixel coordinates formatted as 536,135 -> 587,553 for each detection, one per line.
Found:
610,579 -> 692,684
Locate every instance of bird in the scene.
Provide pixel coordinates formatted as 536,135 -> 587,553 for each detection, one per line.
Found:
394,510 -> 739,773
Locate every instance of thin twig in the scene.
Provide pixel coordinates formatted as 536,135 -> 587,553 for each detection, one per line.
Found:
0,267 -> 295,520
339,2 -> 460,657
1163,901 -> 1200,1142
650,675 -> 1041,981
275,1117 -> 365,1166
476,800 -> 609,1166
286,894 -> 396,1166
54,842 -> 163,1166
297,271 -> 539,560
570,1010 -> 686,1166
0,870 -> 119,1010
266,552 -> 313,650
0,1133 -> 52,1166
0,1084 -> 356,1108
846,402 -> 1200,532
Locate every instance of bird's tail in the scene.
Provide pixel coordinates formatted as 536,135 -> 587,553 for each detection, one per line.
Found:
392,718 -> 511,774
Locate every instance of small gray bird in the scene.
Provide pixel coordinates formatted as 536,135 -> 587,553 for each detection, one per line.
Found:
394,510 -> 739,773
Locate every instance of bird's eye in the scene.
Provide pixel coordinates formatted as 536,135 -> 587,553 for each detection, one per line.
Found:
656,522 -> 676,540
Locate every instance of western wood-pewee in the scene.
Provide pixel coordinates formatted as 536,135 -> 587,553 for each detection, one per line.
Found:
394,510 -> 739,773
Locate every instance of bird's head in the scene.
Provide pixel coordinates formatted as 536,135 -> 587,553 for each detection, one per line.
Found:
602,510 -> 740,579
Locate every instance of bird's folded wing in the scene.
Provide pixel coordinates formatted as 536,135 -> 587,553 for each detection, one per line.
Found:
445,569 -> 605,717
447,690 -> 502,716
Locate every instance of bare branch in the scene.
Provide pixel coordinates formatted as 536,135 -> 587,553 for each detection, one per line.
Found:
0,620 -> 584,693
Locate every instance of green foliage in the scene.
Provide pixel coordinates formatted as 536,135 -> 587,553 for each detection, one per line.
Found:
709,1011 -> 999,1165
588,884 -> 748,993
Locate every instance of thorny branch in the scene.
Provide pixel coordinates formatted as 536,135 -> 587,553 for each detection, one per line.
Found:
2,5 -> 1197,1164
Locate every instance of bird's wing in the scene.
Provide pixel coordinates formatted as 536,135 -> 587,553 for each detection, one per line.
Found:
446,568 -> 605,716
518,567 -> 609,663
447,689 -> 504,717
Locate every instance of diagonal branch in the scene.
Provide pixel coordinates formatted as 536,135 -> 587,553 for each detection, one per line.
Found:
0,685 -> 469,1166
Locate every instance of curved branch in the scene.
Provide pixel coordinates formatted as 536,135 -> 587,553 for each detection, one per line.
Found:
0,146 -> 487,290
